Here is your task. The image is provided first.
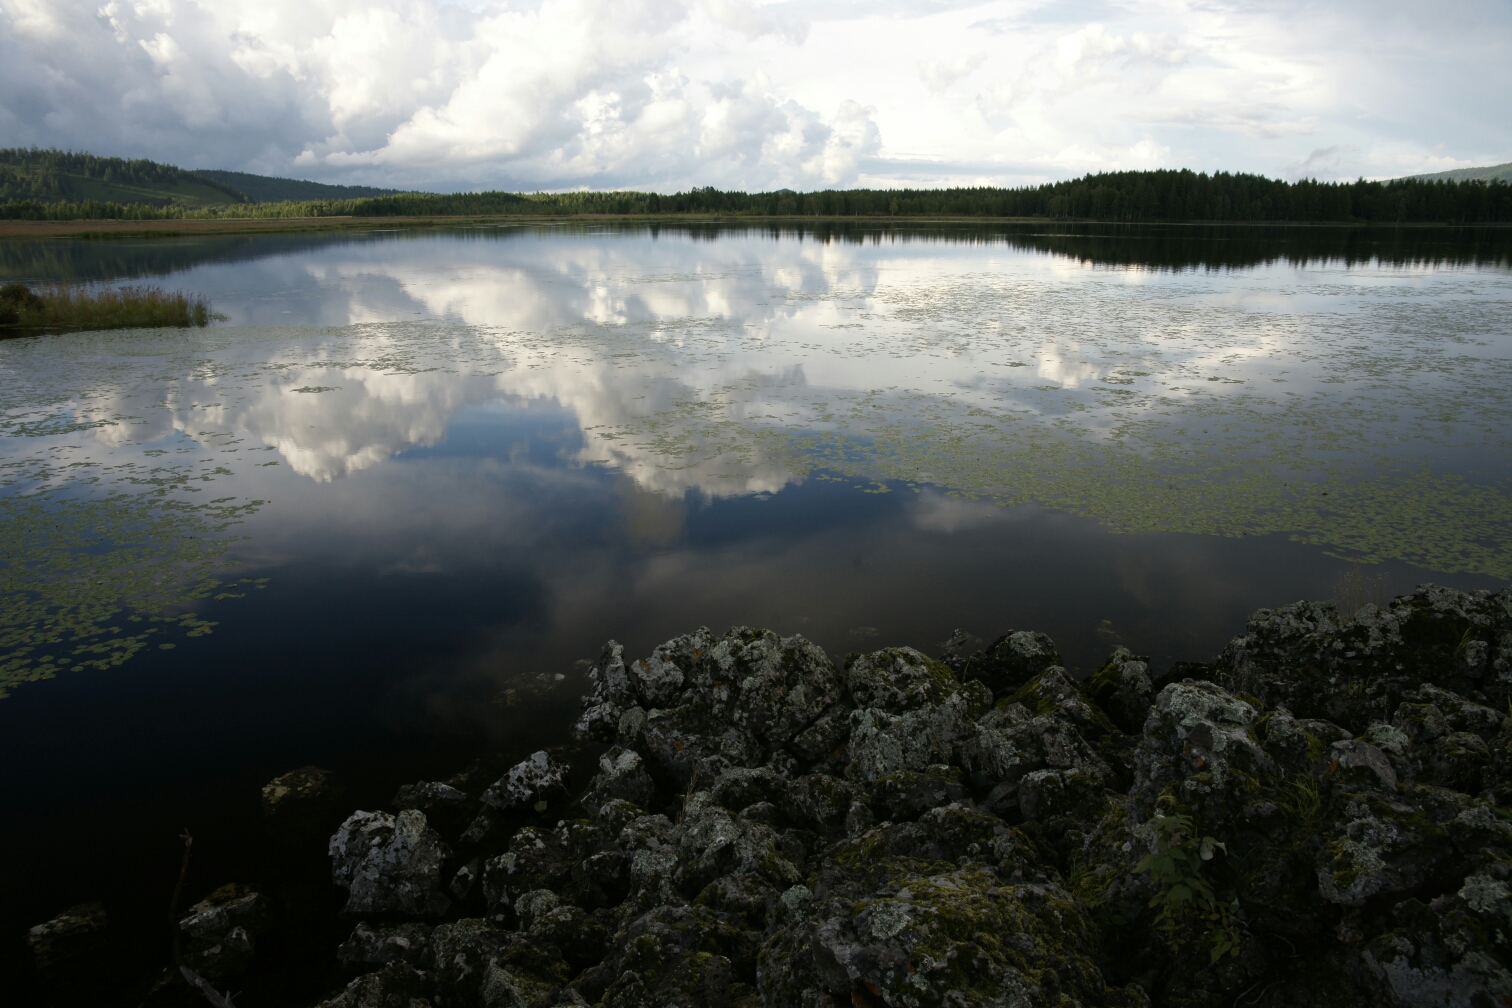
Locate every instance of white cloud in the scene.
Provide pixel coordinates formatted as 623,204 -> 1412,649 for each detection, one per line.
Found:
919,53 -> 985,94
0,0 -> 1507,189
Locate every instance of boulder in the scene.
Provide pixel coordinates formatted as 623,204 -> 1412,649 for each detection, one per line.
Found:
393,780 -> 480,837
580,746 -> 656,813
1086,647 -> 1156,734
959,629 -> 1064,697
26,902 -> 108,979
759,852 -> 1144,1008
262,765 -> 347,846
1218,586 -> 1512,732
481,751 -> 572,814
845,646 -> 960,713
337,921 -> 435,969
319,959 -> 433,1008
305,595 -> 1512,1008
178,883 -> 270,982
330,810 -> 453,917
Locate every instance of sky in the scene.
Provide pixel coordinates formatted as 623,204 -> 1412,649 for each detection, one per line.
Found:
1,0 -> 1508,193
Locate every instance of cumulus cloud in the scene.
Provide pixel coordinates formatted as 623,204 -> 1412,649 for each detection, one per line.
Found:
0,0 -> 874,191
919,53 -> 986,94
0,0 -> 1507,189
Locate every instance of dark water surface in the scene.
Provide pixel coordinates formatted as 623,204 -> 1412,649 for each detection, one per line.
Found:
2,222 -> 1510,1001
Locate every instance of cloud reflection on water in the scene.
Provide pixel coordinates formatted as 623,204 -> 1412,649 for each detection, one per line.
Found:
2,225 -> 1511,695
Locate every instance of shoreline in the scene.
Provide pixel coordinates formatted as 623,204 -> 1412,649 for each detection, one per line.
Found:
4,215 -> 1512,240
26,584 -> 1512,1007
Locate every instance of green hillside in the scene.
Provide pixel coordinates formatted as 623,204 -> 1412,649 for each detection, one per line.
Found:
1410,161 -> 1512,184
192,169 -> 414,203
0,148 -> 247,208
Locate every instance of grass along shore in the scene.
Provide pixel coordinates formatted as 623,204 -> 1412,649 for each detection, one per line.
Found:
0,282 -> 218,330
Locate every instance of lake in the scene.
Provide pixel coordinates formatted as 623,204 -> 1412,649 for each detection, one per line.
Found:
2,221 -> 1509,1000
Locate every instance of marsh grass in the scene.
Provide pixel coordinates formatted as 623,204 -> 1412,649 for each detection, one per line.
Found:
0,282 -> 219,331
1278,776 -> 1324,830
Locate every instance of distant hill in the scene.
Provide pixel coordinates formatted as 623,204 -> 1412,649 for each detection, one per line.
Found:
1410,162 -> 1512,184
0,148 -> 247,208
192,170 -> 418,203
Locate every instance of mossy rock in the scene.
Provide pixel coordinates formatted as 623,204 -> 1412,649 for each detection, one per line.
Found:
760,856 -> 1144,1008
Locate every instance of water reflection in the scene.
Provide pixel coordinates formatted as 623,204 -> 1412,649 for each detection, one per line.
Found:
0,222 -> 1510,697
3,222 -> 1509,284
2,223 -> 1510,995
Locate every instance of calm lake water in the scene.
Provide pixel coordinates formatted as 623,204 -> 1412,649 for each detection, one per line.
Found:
3,221 -> 1510,998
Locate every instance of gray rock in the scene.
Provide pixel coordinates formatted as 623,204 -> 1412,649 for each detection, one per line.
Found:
581,746 -> 655,812
778,774 -> 853,835
1326,739 -> 1398,791
429,918 -> 508,1003
1219,585 -> 1512,732
481,751 -> 572,813
394,780 -> 480,836
759,855 -> 1139,1008
1086,647 -> 1156,733
845,646 -> 959,713
330,810 -> 453,917
449,858 -> 482,904
962,629 -> 1064,696
514,889 -> 560,931
178,883 -> 269,983
336,921 -> 435,969
319,959 -> 433,1008
178,884 -> 267,944
460,806 -> 505,846
847,686 -> 981,782
310,595 -> 1512,1008
866,767 -> 971,821
708,766 -> 788,813
261,765 -> 346,846
675,791 -> 801,893
26,902 -> 107,979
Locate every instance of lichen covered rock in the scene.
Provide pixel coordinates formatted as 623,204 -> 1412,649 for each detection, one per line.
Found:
262,765 -> 347,845
319,960 -> 433,1008
337,921 -> 436,969
26,902 -> 108,979
481,751 -> 573,814
312,588 -> 1512,1008
331,809 -> 453,917
178,882 -> 271,982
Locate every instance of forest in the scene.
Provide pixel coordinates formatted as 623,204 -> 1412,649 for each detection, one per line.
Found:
0,148 -> 248,207
2,154 -> 1508,224
191,169 -> 408,204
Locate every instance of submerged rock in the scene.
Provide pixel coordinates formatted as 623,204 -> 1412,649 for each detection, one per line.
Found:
26,902 -> 108,979
311,588 -> 1512,1008
178,882 -> 271,982
262,765 -> 348,846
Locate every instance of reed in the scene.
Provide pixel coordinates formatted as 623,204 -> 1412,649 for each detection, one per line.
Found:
0,282 -> 217,330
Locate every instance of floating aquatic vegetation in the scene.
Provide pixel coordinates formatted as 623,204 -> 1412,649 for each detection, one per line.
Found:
0,230 -> 1507,698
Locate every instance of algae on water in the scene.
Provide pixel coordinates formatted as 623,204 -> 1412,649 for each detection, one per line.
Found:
1,231 -> 1508,694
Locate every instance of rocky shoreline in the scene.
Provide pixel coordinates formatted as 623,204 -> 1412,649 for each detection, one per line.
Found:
29,585 -> 1512,1007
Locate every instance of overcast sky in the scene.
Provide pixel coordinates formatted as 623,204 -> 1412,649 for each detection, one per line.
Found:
2,0 -> 1508,193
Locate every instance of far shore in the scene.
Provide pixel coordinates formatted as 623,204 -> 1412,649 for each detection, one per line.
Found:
4,214 -> 1511,240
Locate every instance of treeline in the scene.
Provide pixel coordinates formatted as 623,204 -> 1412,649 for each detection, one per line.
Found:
0,199 -> 328,221
3,169 -> 1509,223
0,148 -> 248,204
191,169 -> 409,203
